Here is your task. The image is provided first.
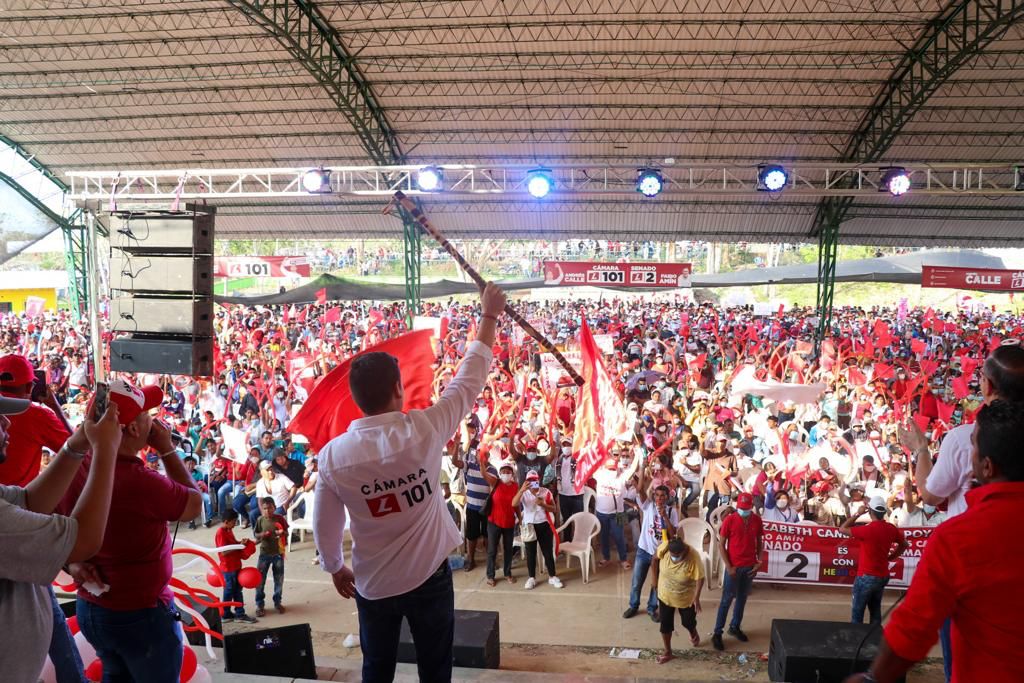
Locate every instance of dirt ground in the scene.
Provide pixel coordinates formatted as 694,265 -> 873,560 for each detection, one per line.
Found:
181,524 -> 944,681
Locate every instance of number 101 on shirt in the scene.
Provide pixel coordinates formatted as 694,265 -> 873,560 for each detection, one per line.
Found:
366,480 -> 433,518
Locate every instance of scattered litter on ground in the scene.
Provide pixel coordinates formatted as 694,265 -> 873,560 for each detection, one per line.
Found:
342,634 -> 359,648
608,647 -> 641,659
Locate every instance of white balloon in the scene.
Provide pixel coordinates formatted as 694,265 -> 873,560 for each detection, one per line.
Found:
38,657 -> 57,683
187,664 -> 212,683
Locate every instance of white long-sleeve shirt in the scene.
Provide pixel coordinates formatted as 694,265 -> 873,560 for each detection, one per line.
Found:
313,340 -> 492,599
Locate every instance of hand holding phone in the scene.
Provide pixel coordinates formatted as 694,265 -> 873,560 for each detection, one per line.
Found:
91,383 -> 109,422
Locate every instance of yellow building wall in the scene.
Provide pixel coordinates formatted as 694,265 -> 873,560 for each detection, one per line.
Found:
0,288 -> 58,312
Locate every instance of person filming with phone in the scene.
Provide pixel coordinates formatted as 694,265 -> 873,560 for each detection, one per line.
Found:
0,394 -> 123,683
57,379 -> 204,682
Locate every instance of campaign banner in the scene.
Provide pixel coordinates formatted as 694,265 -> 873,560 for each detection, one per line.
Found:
754,520 -> 932,589
543,261 -> 692,288
921,265 -> 1024,292
214,256 -> 311,279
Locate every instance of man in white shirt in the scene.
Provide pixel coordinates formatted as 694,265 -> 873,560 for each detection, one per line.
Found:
314,283 -> 506,683
248,461 -> 295,526
593,445 -> 641,569
623,465 -> 681,621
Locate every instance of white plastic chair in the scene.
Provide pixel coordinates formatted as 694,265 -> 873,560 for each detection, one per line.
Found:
286,491 -> 315,553
450,497 -> 467,544
681,517 -> 717,577
583,486 -> 596,514
709,503 -> 734,533
555,511 -> 600,583
693,546 -> 719,591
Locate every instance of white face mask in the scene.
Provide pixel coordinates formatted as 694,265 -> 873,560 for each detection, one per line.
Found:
499,473 -> 513,484
669,554 -> 682,563
777,499 -> 789,510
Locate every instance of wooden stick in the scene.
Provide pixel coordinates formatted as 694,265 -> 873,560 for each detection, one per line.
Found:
391,191 -> 584,386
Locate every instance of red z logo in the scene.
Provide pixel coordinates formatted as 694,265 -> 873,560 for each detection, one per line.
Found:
366,493 -> 401,518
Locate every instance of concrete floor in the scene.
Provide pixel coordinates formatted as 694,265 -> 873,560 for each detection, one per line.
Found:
177,521 -> 942,661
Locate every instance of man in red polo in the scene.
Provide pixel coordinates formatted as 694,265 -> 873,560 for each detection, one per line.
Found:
0,354 -> 71,487
60,379 -> 203,682
839,495 -> 908,624
846,400 -> 1024,683
713,492 -> 763,651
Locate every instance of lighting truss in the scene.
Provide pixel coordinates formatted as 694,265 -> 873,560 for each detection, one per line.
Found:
65,164 -> 1024,201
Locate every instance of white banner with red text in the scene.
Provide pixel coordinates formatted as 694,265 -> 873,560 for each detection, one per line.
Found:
542,261 -> 692,288
214,256 -> 311,279
753,520 -> 932,589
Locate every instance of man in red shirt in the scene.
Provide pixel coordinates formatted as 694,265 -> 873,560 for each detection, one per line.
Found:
846,400 -> 1024,683
59,379 -> 203,683
838,495 -> 908,624
713,492 -> 763,651
0,354 -> 71,487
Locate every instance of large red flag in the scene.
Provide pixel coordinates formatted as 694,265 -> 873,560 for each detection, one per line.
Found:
288,329 -> 435,451
316,287 -> 328,305
572,319 -> 629,493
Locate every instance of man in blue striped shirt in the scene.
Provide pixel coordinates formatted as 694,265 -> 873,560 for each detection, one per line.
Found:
453,421 -> 493,572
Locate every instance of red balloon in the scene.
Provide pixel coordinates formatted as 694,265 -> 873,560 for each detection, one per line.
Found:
65,615 -> 79,635
179,645 -> 197,682
85,659 -> 103,682
237,566 -> 261,590
205,568 -> 224,588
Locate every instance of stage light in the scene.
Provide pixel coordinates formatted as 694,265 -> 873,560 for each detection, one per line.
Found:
636,168 -> 663,198
416,166 -> 442,192
757,165 -> 788,192
526,169 -> 554,198
302,168 -> 331,193
881,167 -> 910,196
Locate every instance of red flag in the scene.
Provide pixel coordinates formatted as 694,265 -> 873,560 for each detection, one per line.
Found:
847,366 -> 867,386
873,363 -> 894,380
282,305 -> 291,325
936,400 -> 955,425
910,338 -> 926,355
794,340 -> 813,355
368,308 -> 384,329
572,319 -> 629,493
324,306 -> 342,324
913,413 -> 931,433
287,329 -> 435,451
951,376 -> 969,400
316,288 -> 327,305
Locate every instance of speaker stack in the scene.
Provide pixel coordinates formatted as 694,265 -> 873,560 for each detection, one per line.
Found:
107,206 -> 214,377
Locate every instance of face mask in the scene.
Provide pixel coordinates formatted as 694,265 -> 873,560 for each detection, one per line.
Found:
777,499 -> 789,510
619,459 -> 630,468
561,447 -> 572,455
276,393 -> 285,399
526,451 -> 538,461
737,509 -> 752,518
499,473 -> 513,484
656,381 -> 666,389
219,389 -> 229,396
923,503 -> 937,515
669,554 -> 682,563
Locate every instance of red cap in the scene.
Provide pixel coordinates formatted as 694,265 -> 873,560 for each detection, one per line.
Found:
736,493 -> 754,510
0,354 -> 34,387
108,378 -> 164,425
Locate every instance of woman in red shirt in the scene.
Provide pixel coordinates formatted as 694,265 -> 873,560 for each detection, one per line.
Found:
478,455 -> 519,587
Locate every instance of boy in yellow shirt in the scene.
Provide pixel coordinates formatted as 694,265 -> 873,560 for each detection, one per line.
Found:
651,536 -> 704,664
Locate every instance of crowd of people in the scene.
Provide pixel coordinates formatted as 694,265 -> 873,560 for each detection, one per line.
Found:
1,289 -> 1023,681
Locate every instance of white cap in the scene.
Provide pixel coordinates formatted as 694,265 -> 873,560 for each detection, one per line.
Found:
868,495 -> 887,513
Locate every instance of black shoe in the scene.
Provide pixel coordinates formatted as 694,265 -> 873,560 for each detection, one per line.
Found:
728,627 -> 749,642
649,610 -> 660,623
221,614 -> 234,622
712,634 -> 724,651
204,519 -> 214,528
236,615 -> 258,624
622,607 -> 638,619
187,521 -> 197,530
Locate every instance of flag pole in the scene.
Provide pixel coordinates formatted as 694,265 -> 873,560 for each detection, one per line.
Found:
390,191 -> 584,386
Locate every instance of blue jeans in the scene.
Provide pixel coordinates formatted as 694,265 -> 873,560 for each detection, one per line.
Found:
714,566 -> 755,635
217,480 -> 239,513
355,561 -> 454,683
232,490 -> 253,520
255,554 -> 284,608
76,597 -> 182,683
628,547 -> 658,614
681,480 -> 700,511
199,491 -> 211,520
49,588 -> 86,683
851,574 -> 890,624
940,617 -> 952,682
597,511 -> 628,562
222,570 -> 247,618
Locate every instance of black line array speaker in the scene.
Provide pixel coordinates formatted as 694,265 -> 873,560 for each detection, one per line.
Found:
108,206 -> 214,377
768,619 -> 905,683
223,623 -> 317,680
397,609 -> 500,669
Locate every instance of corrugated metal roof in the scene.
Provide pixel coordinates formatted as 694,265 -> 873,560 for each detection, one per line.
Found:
0,0 -> 1022,245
